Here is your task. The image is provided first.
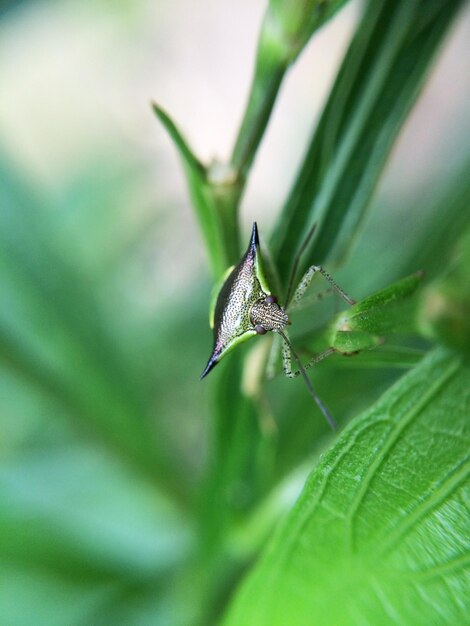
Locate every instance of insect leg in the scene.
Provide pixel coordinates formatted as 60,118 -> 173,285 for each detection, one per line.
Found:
284,223 -> 317,305
301,347 -> 336,371
288,287 -> 333,312
278,330 -> 336,429
281,331 -> 296,379
283,343 -> 336,377
290,265 -> 355,310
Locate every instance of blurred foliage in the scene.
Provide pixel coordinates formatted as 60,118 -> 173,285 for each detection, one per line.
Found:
1,0 -> 469,625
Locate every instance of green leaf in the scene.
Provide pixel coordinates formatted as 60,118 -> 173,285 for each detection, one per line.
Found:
152,103 -> 241,277
320,345 -> 425,369
328,272 -> 425,353
152,103 -> 206,181
271,0 -> 465,295
223,348 -> 470,626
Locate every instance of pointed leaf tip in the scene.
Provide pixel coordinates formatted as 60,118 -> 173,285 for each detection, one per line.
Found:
151,101 -> 205,180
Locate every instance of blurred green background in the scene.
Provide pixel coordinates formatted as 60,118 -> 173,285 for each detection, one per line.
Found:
0,1 -> 469,625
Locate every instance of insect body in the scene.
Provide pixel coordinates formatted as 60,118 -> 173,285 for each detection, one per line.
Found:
200,223 -> 289,378
201,222 -> 355,428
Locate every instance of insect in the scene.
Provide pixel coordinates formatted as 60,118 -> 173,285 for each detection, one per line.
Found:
200,222 -> 356,429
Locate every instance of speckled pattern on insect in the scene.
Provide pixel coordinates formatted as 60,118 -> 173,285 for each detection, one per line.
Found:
201,223 -> 289,378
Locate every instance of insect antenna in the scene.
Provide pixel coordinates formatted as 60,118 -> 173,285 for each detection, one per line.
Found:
277,330 -> 337,430
284,223 -> 317,306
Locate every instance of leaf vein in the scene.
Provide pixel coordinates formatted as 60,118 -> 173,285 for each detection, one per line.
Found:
411,552 -> 470,583
378,456 -> 470,558
346,358 -> 460,552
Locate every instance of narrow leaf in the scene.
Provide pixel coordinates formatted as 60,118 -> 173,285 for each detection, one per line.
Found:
152,104 -> 240,277
152,102 -> 206,181
271,0 -> 465,295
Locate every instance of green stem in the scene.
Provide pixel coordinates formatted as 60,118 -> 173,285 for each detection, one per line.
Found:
231,1 -> 350,181
231,47 -> 287,179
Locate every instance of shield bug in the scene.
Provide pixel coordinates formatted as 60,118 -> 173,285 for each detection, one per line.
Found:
200,222 -> 355,428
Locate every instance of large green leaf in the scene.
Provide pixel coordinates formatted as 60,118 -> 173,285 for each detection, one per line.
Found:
223,348 -> 470,625
271,0 -> 465,296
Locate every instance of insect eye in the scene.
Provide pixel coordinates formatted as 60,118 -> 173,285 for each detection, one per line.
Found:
255,324 -> 267,335
265,295 -> 277,304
